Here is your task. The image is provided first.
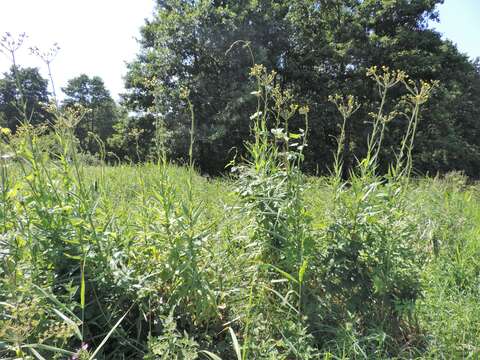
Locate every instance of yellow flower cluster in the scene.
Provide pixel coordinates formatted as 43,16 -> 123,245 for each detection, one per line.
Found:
249,64 -> 309,120
367,65 -> 407,89
329,94 -> 360,119
179,86 -> 191,100
249,64 -> 276,86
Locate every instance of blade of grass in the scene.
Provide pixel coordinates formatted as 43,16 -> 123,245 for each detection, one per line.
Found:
22,343 -> 76,356
29,347 -> 47,360
33,284 -> 80,321
88,304 -> 134,360
200,350 -> 223,360
228,327 -> 242,360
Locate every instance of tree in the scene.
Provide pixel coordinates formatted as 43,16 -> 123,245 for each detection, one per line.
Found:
124,0 -> 480,177
107,112 -> 158,162
123,0 -> 292,172
285,0 -> 480,176
62,74 -> 118,154
0,66 -> 50,130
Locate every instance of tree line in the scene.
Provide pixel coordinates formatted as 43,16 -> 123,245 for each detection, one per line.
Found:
2,0 -> 480,176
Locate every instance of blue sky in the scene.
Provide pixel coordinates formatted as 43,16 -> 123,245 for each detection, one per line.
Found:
433,0 -> 480,61
0,0 -> 478,100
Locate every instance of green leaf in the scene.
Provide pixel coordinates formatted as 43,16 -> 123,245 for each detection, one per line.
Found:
299,259 -> 308,284
265,263 -> 299,284
70,217 -> 85,226
22,343 -> 76,356
228,327 -> 242,360
289,132 -> 301,139
81,255 -> 86,310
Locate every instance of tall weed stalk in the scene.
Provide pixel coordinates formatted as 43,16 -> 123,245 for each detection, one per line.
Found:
234,64 -> 317,359
319,66 -> 437,355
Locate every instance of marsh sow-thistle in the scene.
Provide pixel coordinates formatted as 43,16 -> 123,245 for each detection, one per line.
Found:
329,65 -> 438,178
321,65 -> 438,347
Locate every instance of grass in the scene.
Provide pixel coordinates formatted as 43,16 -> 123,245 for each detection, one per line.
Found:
1,64 -> 479,359
2,162 -> 480,359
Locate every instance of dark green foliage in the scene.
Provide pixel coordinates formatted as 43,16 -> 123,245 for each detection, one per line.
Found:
123,0 -> 480,177
62,74 -> 118,155
319,178 -> 423,340
123,0 -> 291,172
0,66 -> 50,130
107,111 -> 157,162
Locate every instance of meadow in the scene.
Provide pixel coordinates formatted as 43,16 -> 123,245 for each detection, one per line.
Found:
1,65 -> 480,359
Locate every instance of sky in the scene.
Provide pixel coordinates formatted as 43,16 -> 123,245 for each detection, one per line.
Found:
0,0 -> 155,100
433,0 -> 480,61
0,0 -> 478,101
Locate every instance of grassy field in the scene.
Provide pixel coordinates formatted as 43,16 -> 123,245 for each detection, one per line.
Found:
2,159 -> 480,359
2,66 -> 480,359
